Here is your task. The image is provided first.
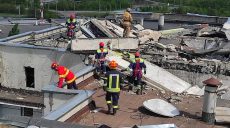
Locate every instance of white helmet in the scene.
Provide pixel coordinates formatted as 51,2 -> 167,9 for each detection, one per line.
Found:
127,8 -> 131,12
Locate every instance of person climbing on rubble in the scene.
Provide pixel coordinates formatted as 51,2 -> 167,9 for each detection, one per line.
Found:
104,60 -> 124,115
94,42 -> 108,76
66,14 -> 77,38
51,62 -> 77,89
128,52 -> 146,95
122,8 -> 133,37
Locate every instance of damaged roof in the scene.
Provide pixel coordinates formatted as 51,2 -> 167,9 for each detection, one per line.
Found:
0,85 -> 44,108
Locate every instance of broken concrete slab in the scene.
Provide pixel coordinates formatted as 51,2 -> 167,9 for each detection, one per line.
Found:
138,29 -> 161,43
223,18 -> 230,30
97,20 -> 136,38
107,51 -> 191,93
90,19 -> 116,38
134,24 -> 144,31
71,38 -> 139,52
80,26 -> 96,38
186,85 -> 205,96
215,107 -> 230,123
223,29 -> 230,40
197,26 -> 221,37
160,28 -> 185,35
143,99 -> 180,117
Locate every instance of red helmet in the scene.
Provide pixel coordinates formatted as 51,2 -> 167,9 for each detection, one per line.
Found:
70,14 -> 75,20
109,60 -> 118,69
135,52 -> 140,57
51,62 -> 58,69
99,42 -> 104,47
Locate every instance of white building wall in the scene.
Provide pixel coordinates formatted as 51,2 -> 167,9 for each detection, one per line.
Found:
0,45 -> 86,91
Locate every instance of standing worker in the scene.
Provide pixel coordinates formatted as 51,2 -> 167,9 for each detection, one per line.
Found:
94,42 -> 108,75
128,52 -> 146,95
51,62 -> 77,89
66,14 -> 77,29
122,8 -> 133,37
105,60 -> 124,115
66,14 -> 77,38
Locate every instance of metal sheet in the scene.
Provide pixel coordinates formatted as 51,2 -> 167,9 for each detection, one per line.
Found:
143,99 -> 180,117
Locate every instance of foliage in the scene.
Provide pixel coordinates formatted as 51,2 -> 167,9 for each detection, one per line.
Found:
8,23 -> 20,37
141,0 -> 230,17
49,0 -> 131,11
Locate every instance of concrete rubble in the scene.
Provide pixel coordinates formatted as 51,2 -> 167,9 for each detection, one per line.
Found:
76,18 -> 230,99
1,14 -> 230,127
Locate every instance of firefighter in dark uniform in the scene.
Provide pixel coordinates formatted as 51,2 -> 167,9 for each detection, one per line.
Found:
105,60 -> 124,115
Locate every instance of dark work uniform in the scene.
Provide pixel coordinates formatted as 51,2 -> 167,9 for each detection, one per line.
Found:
128,58 -> 146,90
95,48 -> 108,74
105,69 -> 124,115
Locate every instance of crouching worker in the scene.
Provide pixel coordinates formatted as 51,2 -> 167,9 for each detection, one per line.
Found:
105,60 -> 124,115
51,62 -> 77,89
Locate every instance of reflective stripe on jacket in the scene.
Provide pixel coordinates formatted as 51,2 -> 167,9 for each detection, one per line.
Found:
67,18 -> 76,23
129,58 -> 146,78
105,70 -> 123,93
95,48 -> 108,62
57,66 -> 76,84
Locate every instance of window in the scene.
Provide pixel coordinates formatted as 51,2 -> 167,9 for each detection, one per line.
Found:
24,67 -> 35,88
21,107 -> 33,117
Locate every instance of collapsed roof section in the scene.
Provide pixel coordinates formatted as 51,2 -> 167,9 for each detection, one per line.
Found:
72,19 -> 139,52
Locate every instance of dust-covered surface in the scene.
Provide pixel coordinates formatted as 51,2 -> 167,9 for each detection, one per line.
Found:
0,85 -> 44,108
70,79 -> 229,128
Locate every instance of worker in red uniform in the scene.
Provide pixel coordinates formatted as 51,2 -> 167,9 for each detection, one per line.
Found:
51,62 -> 77,89
105,60 -> 124,115
128,52 -> 146,94
94,42 -> 108,75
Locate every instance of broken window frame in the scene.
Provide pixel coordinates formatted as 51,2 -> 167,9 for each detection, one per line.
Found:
21,107 -> 33,117
24,66 -> 35,88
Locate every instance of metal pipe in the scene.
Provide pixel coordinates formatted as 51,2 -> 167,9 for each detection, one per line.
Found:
202,78 -> 222,124
140,18 -> 144,26
158,15 -> 164,31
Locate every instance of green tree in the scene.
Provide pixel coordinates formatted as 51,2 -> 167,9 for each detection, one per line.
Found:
8,24 -> 20,37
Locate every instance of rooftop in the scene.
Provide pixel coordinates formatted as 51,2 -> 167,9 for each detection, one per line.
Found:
0,85 -> 44,108
68,79 -> 229,128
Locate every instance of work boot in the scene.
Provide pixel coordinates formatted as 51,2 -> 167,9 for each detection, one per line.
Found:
112,108 -> 117,115
136,85 -> 142,95
107,104 -> 112,114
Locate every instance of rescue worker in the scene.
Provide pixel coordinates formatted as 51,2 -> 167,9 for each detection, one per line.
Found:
128,52 -> 146,95
66,14 -> 77,38
122,8 -> 133,37
66,14 -> 77,30
51,62 -> 77,89
94,42 -> 108,75
105,60 -> 124,115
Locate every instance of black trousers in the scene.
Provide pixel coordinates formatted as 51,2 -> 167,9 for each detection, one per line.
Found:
106,92 -> 120,108
67,82 -> 78,89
